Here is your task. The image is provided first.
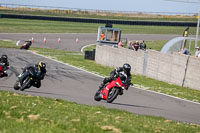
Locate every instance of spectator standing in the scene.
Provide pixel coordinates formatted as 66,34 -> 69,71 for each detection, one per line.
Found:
128,41 -> 133,50
181,45 -> 191,55
195,46 -> 200,58
131,41 -> 136,50
118,40 -> 123,47
139,40 -> 146,50
133,41 -> 139,51
101,32 -> 105,40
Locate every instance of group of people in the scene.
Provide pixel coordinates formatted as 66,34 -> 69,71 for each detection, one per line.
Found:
117,40 -> 147,51
128,40 -> 146,51
181,45 -> 200,58
0,54 -> 46,89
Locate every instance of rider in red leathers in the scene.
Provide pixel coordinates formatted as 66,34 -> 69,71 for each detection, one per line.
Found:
99,63 -> 132,98
0,54 -> 9,77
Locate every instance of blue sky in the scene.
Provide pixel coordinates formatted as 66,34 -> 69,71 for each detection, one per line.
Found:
1,0 -> 199,14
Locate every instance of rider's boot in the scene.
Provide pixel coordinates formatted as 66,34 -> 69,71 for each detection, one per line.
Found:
3,71 -> 8,77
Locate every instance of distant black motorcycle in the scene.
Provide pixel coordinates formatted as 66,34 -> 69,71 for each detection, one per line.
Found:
20,41 -> 32,50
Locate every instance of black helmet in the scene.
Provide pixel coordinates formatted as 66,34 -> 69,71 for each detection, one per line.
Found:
38,61 -> 46,71
1,54 -> 8,63
123,63 -> 131,74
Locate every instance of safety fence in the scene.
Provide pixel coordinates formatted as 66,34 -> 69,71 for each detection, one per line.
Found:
0,13 -> 197,27
95,45 -> 200,90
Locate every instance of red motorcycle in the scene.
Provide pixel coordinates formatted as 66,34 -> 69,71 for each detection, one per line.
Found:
20,41 -> 32,50
0,63 -> 8,77
0,64 -> 3,77
94,74 -> 131,103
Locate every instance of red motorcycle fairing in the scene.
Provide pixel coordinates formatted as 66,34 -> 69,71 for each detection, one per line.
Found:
100,77 -> 127,100
20,43 -> 27,49
0,65 -> 3,76
20,41 -> 32,50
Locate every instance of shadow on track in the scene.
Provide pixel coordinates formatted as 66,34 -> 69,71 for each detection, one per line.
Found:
9,66 -> 20,76
111,102 -> 161,110
24,90 -> 70,97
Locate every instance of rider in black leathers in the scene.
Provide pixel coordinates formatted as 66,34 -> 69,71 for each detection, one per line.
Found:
18,61 -> 46,88
0,54 -> 9,77
20,41 -> 32,50
99,63 -> 132,95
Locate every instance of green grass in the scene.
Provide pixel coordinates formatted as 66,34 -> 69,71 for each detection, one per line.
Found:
33,47 -> 113,77
1,40 -> 200,103
0,8 -> 197,22
123,40 -> 168,51
0,18 -> 197,35
1,91 -> 199,133
0,18 -> 102,33
82,44 -> 96,53
0,40 -> 18,48
145,40 -> 168,51
0,11 -> 200,132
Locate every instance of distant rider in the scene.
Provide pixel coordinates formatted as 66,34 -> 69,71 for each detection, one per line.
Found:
19,61 -> 46,88
0,54 -> 9,77
20,41 -> 32,50
99,63 -> 132,96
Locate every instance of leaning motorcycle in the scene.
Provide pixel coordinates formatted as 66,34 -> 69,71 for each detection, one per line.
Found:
14,68 -> 35,91
0,64 -> 4,77
0,63 -> 8,77
20,41 -> 32,50
94,74 -> 131,103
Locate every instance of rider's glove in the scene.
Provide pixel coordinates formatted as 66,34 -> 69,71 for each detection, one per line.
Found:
114,73 -> 119,78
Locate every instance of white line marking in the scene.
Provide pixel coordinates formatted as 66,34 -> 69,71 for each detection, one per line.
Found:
29,50 -> 200,105
81,43 -> 96,53
136,87 -> 200,105
0,39 -> 14,42
29,50 -> 104,78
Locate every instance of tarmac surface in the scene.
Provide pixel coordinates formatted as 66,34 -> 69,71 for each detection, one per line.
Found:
0,33 -> 180,52
0,48 -> 200,124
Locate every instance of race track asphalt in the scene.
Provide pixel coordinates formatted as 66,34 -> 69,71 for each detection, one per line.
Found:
0,33 -> 180,52
0,48 -> 200,124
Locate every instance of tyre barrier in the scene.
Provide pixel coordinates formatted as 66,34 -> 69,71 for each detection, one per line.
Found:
84,49 -> 95,60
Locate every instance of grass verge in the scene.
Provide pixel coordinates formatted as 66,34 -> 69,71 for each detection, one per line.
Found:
0,8 -> 197,22
1,91 -> 200,133
0,18 -> 197,35
1,40 -> 200,103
